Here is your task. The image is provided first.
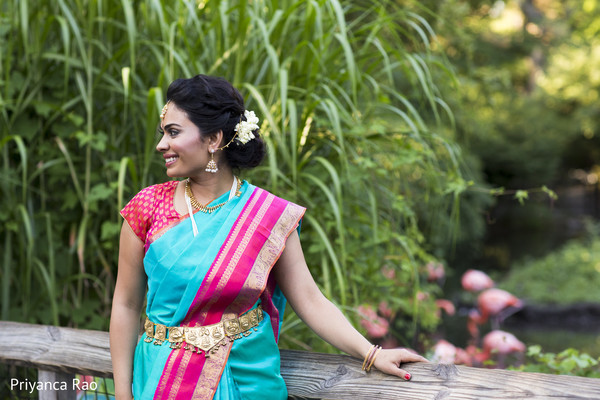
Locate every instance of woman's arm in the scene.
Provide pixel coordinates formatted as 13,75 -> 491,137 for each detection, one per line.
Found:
273,230 -> 427,380
109,222 -> 147,399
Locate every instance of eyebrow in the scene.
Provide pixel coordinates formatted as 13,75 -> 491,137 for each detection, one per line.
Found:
164,123 -> 182,129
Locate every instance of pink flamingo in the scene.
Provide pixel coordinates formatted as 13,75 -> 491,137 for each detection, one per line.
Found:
479,330 -> 526,367
483,330 -> 526,354
480,288 -> 523,324
467,309 -> 483,340
454,346 -> 473,366
432,339 -> 458,364
431,340 -> 473,366
461,269 -> 495,292
435,299 -> 456,318
470,288 -> 523,330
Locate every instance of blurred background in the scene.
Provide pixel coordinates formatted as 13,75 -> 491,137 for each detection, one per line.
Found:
1,0 -> 599,393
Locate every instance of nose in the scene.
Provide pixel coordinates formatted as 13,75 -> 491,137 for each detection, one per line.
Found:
156,132 -> 168,152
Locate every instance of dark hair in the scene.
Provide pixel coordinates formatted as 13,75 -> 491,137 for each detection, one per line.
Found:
166,74 -> 266,170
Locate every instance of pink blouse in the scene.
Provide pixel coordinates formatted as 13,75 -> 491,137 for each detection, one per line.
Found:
120,180 -> 182,251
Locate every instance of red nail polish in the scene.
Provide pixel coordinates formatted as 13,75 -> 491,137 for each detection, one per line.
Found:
405,373 -> 411,380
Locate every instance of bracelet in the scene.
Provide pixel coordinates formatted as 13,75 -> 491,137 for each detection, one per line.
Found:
366,346 -> 382,372
362,345 -> 376,371
362,344 -> 382,372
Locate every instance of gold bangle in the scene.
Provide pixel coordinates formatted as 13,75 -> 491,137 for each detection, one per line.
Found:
366,346 -> 382,372
361,344 -> 376,371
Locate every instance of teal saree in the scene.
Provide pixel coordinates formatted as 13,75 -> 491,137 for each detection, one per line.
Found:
121,180 -> 305,400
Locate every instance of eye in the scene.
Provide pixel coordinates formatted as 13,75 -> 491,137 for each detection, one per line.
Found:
168,129 -> 180,137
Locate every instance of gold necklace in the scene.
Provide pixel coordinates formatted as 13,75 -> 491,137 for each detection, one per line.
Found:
185,178 -> 242,214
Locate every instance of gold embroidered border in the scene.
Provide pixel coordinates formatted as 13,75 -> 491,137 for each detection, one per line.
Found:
191,341 -> 233,399
163,347 -> 192,400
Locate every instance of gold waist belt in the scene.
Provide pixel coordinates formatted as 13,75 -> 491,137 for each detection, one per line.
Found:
144,305 -> 263,357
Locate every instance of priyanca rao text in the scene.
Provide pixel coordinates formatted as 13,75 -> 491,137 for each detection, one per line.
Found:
11,378 -> 97,394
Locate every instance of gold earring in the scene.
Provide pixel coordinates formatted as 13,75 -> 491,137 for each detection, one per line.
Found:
205,149 -> 218,173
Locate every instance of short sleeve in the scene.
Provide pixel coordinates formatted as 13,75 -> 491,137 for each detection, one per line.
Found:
120,185 -> 157,243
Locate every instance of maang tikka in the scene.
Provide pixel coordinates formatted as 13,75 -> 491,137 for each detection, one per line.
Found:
205,149 -> 218,173
160,100 -> 171,121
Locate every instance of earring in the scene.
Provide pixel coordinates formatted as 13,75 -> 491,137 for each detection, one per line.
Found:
205,149 -> 218,173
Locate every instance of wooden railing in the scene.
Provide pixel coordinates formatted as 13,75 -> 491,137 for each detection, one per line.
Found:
1,321 -> 600,399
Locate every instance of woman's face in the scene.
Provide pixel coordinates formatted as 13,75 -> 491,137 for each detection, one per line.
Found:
156,103 -> 211,178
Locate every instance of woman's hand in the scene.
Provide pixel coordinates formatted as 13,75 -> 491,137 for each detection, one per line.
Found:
372,348 -> 429,380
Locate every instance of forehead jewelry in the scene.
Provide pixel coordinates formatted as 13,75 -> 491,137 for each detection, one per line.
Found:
160,100 -> 171,121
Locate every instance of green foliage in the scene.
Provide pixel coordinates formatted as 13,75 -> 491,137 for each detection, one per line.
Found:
512,345 -> 600,378
404,0 -> 600,276
421,0 -> 600,189
500,231 -> 600,304
0,0 -> 470,350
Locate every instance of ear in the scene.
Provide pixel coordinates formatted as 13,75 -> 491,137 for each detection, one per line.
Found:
206,130 -> 224,151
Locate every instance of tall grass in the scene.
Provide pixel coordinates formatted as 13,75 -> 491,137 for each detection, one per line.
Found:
0,0 -> 463,350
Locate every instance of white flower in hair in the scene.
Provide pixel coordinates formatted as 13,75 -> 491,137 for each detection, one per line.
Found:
234,110 -> 260,144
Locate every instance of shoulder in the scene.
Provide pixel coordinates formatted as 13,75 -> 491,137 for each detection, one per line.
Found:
120,181 -> 179,242
140,180 -> 178,197
127,181 -> 178,203
149,180 -> 179,200
121,181 -> 178,217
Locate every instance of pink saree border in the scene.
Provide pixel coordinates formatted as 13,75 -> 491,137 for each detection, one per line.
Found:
153,188 -> 305,400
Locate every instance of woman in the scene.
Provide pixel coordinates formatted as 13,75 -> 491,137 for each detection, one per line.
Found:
109,74 -> 426,400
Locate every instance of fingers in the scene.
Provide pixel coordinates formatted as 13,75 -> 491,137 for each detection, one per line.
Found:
376,359 -> 412,380
373,348 -> 428,380
399,369 -> 412,381
404,352 -> 429,363
391,348 -> 429,363
400,348 -> 430,363
387,365 -> 412,380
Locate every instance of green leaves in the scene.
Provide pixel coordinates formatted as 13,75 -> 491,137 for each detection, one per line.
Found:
0,1 -> 465,347
513,189 -> 529,205
500,233 -> 600,305
517,345 -> 600,378
541,185 -> 558,201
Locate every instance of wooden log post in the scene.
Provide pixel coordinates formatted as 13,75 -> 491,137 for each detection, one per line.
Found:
1,321 -> 600,400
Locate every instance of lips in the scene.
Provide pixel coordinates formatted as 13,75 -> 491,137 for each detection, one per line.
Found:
164,155 -> 178,166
